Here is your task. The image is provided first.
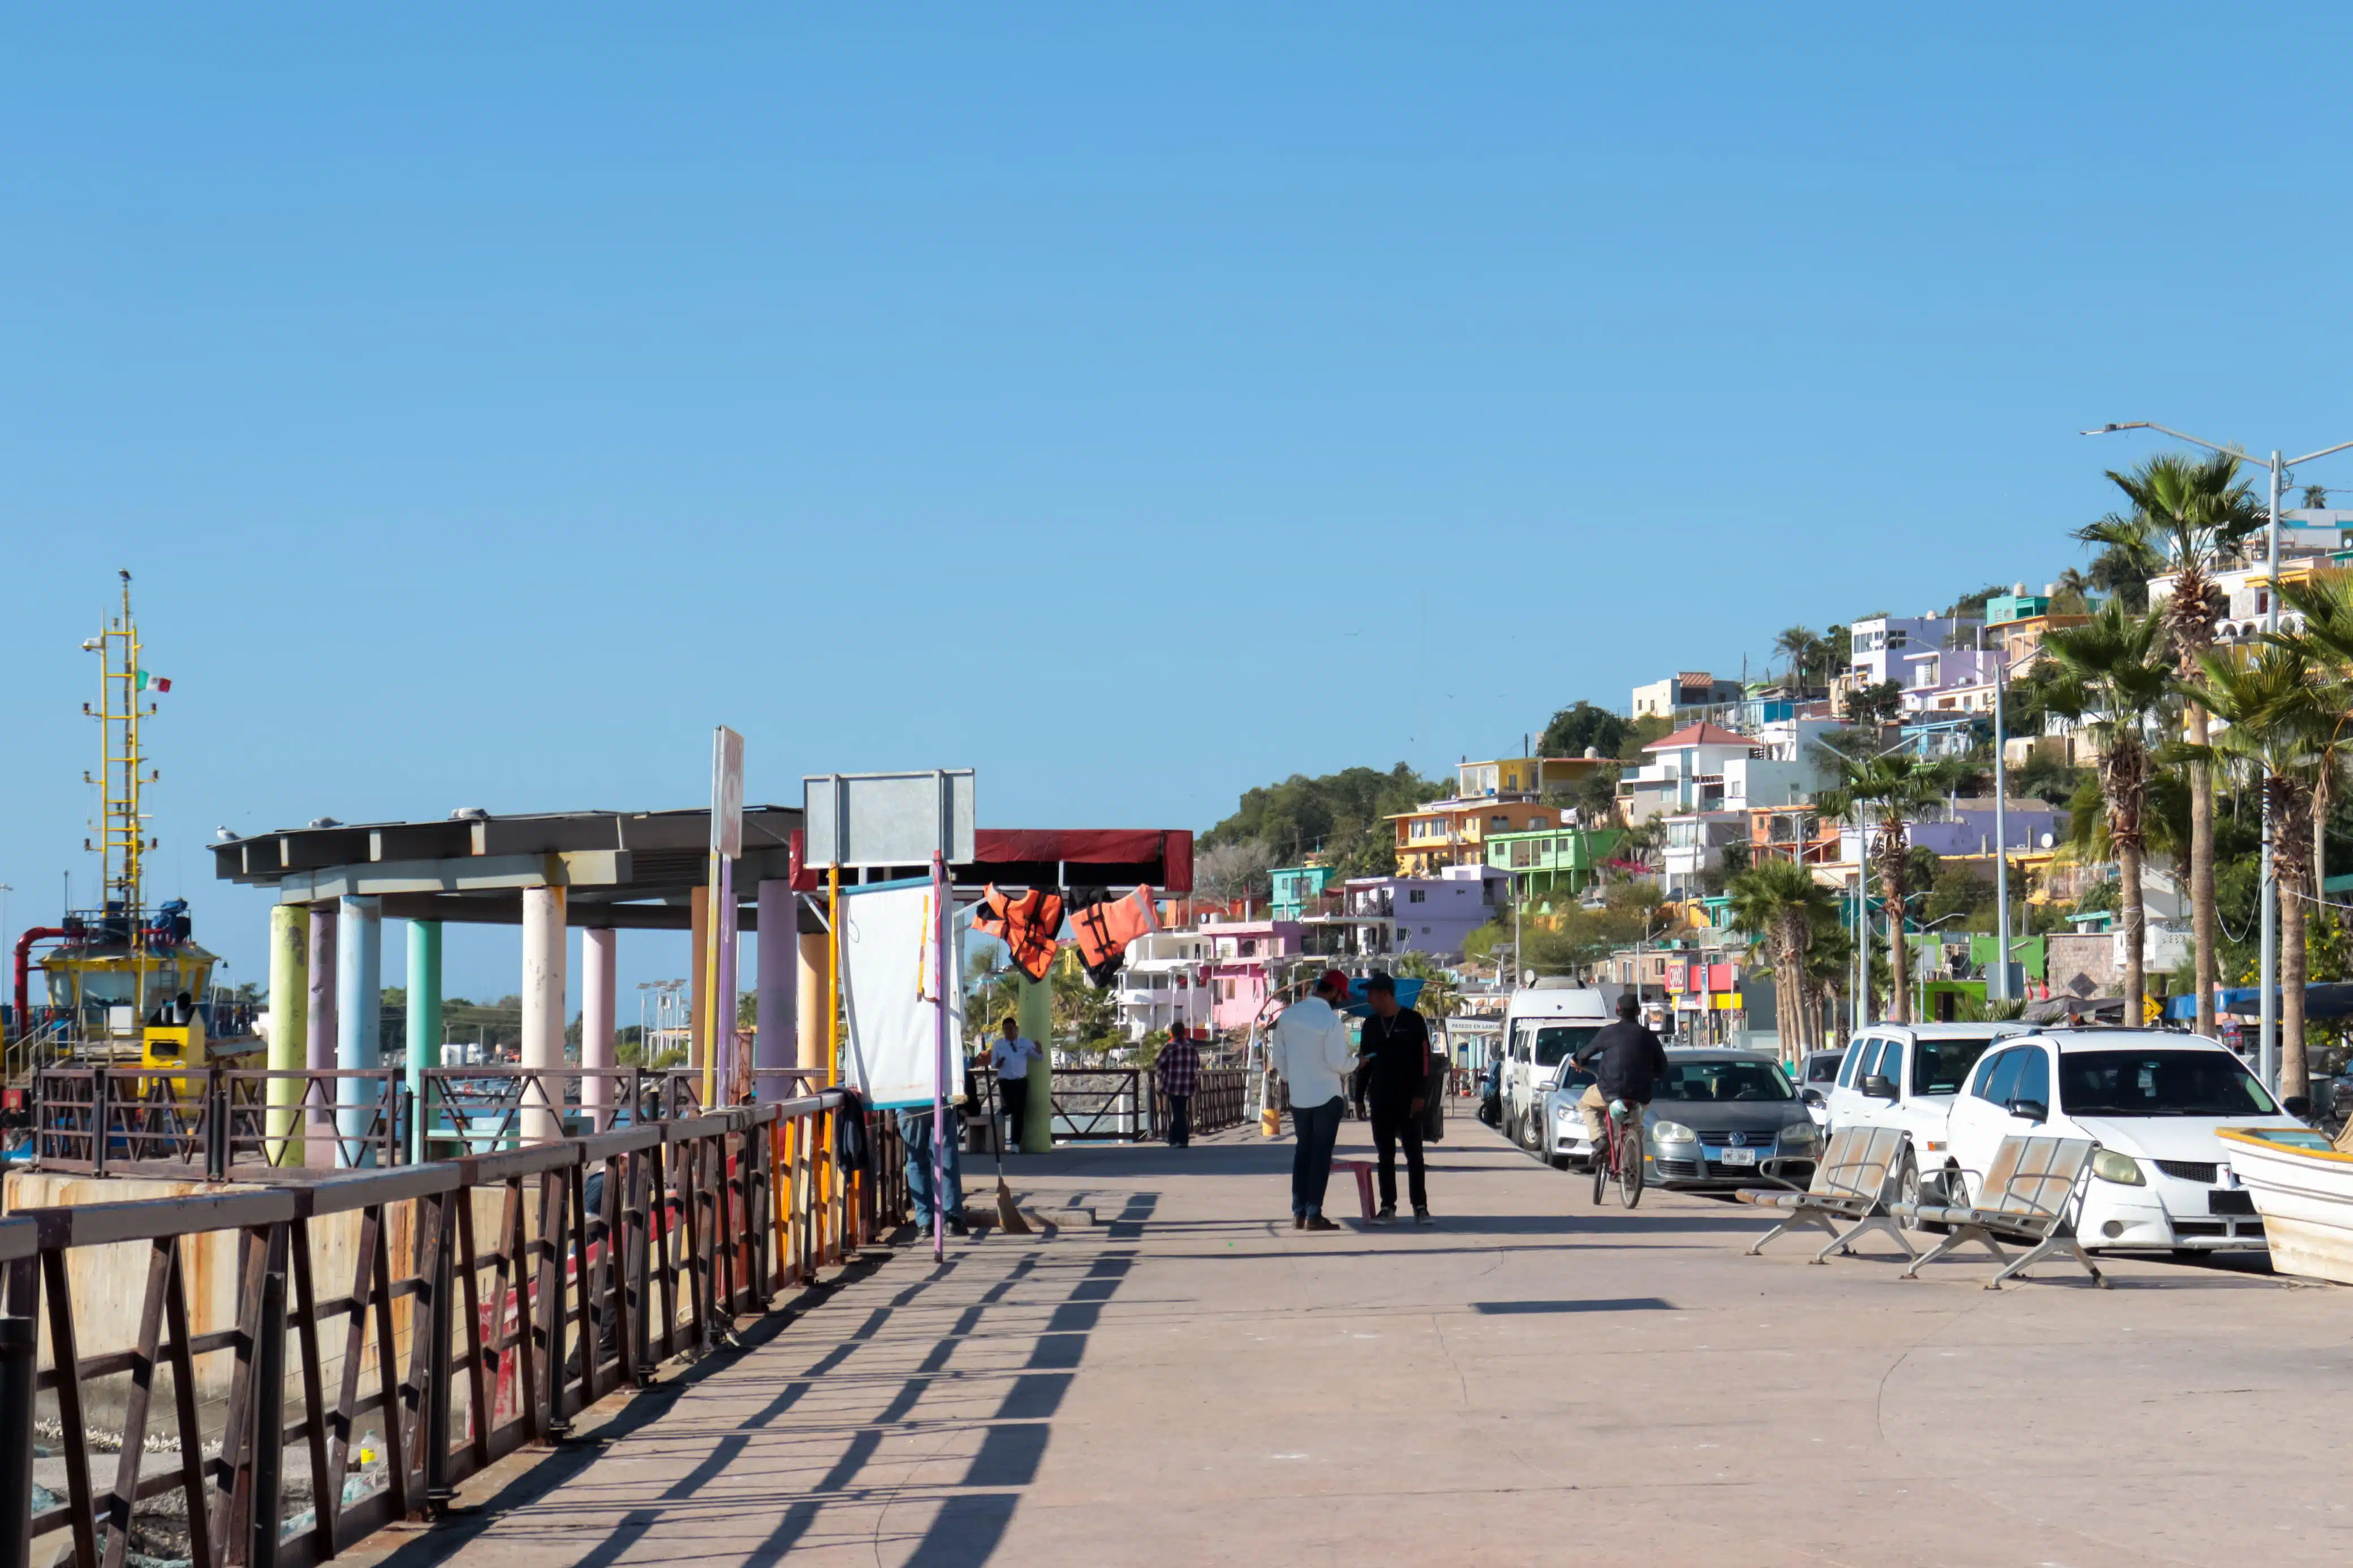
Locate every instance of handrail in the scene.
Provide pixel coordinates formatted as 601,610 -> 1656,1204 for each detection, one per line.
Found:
0,1087 -> 911,1568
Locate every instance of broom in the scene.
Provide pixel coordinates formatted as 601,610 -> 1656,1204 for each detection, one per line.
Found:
993,1088 -> 1031,1234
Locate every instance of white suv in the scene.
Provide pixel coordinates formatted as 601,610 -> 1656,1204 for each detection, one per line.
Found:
1943,1028 -> 2302,1253
1826,1023 -> 2019,1204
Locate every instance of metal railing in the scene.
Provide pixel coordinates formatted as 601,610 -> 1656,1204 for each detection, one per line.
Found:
28,1067 -> 831,1180
0,1089 -> 907,1568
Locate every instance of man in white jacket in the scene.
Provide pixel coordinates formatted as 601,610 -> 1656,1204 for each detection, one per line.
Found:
1269,970 -> 1359,1231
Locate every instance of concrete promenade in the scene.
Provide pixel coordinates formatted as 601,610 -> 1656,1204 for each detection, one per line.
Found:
364,1118 -> 2351,1567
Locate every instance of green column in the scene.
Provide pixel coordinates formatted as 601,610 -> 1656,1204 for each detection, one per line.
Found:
407,920 -> 442,1162
266,904 -> 309,1166
1018,975 -> 1054,1153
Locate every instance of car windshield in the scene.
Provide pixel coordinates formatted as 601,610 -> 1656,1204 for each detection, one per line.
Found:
1911,1036 -> 1994,1096
1657,1060 -> 1795,1102
2057,1050 -> 2281,1118
1531,1026 -> 1603,1077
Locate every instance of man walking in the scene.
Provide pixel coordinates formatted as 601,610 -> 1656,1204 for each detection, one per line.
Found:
1269,970 -> 1356,1231
989,1015 -> 1043,1151
1157,1022 -> 1201,1148
1357,972 -> 1434,1225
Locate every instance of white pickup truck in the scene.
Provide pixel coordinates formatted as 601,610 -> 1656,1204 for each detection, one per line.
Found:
1824,1022 -> 2021,1204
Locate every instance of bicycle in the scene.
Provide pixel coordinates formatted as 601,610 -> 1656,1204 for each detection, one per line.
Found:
1588,1097 -> 1645,1209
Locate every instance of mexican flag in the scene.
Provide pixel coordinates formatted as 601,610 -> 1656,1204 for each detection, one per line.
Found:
136,670 -> 171,693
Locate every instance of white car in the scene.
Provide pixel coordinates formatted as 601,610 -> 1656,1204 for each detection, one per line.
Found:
1941,1028 -> 2304,1253
1826,1023 -> 2019,1203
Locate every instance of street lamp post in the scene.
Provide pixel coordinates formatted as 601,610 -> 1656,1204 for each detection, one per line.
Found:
2085,421 -> 2353,1085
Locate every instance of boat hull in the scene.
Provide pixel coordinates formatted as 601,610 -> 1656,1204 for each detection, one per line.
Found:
2218,1127 -> 2353,1285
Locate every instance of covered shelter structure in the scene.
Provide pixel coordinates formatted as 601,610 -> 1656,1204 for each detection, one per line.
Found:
212,810 -> 1191,1160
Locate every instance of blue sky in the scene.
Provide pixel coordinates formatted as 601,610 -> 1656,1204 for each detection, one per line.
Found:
6,4 -> 2351,1006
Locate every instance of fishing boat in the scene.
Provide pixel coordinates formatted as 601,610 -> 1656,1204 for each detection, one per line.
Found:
2216,1124 -> 2353,1285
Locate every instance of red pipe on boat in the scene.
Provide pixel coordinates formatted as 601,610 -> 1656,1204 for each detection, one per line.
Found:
13,929 -> 67,1043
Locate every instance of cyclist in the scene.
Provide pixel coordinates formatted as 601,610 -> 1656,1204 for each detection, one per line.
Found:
1571,993 -> 1669,1155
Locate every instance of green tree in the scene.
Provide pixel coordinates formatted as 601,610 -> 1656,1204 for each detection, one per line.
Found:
1845,679 -> 1905,727
1725,858 -> 1837,1058
1391,951 -> 1458,1019
1201,764 -> 1445,877
2039,603 -> 2176,1024
1537,701 -> 1627,760
1816,751 -> 1965,1023
2180,644 -> 2329,1101
2078,450 -> 2268,1040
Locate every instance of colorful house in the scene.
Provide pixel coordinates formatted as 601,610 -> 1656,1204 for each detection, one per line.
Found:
1486,825 -> 1626,904
1269,865 -> 1334,923
1390,798 -> 1563,875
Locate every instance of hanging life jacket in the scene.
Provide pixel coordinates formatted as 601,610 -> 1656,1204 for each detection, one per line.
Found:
1070,885 -> 1160,986
971,884 -> 1065,984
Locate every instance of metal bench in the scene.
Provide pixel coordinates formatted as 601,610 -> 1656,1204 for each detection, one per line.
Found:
1736,1125 -> 1915,1264
1892,1134 -> 2107,1289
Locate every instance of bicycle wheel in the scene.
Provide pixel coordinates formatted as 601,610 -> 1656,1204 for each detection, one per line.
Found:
1589,1135 -> 1610,1205
1616,1123 -> 1645,1208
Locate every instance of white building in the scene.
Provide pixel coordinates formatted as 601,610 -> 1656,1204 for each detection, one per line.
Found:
1848,614 -> 1984,690
1113,929 -> 1217,1041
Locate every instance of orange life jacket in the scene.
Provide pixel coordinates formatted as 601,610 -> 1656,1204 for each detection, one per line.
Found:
1070,885 -> 1160,983
971,884 -> 1064,983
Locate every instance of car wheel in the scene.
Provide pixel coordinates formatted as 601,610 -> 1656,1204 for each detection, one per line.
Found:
1896,1149 -> 1921,1209
1549,1153 -> 1570,1170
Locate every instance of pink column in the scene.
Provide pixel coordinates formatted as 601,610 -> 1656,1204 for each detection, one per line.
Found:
755,879 -> 798,1100
581,928 -> 618,1129
304,902 -> 338,1164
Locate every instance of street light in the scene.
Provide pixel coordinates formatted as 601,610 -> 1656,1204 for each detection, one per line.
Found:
2085,420 -> 2353,1087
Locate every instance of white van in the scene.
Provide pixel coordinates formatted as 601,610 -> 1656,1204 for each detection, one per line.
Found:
1499,983 -> 1612,1152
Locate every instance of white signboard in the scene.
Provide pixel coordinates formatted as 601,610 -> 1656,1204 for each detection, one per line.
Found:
802,770 -> 975,868
838,881 -> 964,1110
710,727 -> 744,858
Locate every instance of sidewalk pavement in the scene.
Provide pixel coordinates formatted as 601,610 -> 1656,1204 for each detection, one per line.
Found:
359,1115 -> 2352,1567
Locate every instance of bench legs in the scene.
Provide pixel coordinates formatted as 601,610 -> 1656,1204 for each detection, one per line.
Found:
1899,1224 -> 2007,1280
1985,1233 -> 2108,1290
1747,1209 -> 1840,1257
1816,1213 -> 1917,1265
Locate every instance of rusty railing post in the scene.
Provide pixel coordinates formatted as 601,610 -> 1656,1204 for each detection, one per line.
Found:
0,1307 -> 34,1568
247,1226 -> 290,1568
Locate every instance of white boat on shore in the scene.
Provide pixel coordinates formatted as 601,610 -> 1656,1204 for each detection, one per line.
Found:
2217,1125 -> 2353,1285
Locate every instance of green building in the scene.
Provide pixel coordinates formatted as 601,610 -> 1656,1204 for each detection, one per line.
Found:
1270,865 -> 1334,923
1484,826 -> 1624,907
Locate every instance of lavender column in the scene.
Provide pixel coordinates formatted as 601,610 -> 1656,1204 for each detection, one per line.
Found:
304,902 -> 338,1164
755,879 -> 797,1100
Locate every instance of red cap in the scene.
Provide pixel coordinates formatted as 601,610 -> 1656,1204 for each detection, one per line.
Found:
1316,970 -> 1353,998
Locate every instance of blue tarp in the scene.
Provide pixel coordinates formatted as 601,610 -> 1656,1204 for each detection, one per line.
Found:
2163,984 -> 2353,1021
1338,975 -> 1425,1017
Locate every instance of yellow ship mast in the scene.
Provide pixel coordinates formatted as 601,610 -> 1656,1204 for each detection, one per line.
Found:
85,568 -> 156,943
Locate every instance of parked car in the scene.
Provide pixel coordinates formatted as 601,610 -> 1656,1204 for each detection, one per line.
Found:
1826,1023 -> 2017,1203
1793,1048 -> 1848,1127
1500,984 -> 1610,1153
1643,1049 -> 1824,1189
1941,1028 -> 2305,1254
1541,1059 -> 1600,1169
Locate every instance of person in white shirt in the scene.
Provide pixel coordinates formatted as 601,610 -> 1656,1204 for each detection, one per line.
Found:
1268,970 -> 1359,1231
989,1015 -> 1044,1151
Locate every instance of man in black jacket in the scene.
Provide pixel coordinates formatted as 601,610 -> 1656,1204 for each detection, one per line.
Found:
1357,973 -> 1434,1225
1571,993 -> 1671,1149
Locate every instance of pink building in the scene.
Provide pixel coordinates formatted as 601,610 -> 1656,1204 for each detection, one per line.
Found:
1199,918 -> 1303,1033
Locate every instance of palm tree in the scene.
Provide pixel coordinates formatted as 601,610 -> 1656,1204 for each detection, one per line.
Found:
1725,858 -> 1837,1060
2273,572 -> 2353,894
2037,604 -> 2175,1023
1813,749 -> 1961,1023
1773,626 -> 1824,691
2179,645 -> 2329,1102
2076,451 -> 2268,1040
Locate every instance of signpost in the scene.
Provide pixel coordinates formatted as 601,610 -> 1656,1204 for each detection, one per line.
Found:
705,727 -> 744,1110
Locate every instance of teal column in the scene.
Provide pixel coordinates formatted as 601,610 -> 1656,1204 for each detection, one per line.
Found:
407,920 -> 442,1162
